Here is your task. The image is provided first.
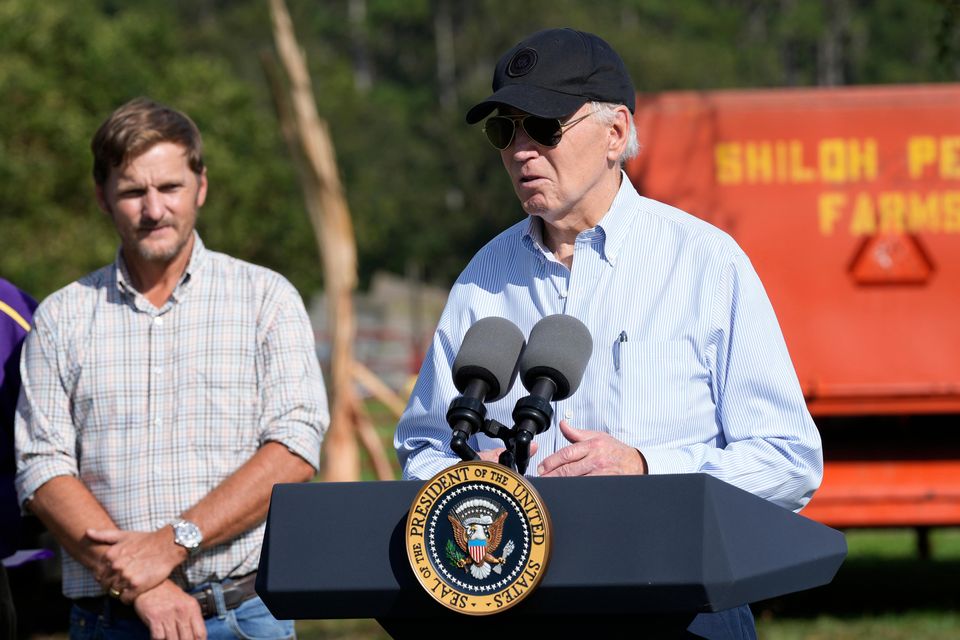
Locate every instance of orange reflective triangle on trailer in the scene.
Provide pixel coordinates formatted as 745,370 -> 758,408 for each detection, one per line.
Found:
848,233 -> 935,285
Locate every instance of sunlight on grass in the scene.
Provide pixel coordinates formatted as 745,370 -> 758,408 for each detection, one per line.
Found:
295,619 -> 387,640
757,612 -> 960,640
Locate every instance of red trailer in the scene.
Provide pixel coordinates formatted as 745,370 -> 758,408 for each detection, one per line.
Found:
625,85 -> 960,531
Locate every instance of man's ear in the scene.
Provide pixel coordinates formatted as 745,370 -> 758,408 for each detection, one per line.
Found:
195,168 -> 208,209
94,183 -> 110,216
606,105 -> 631,163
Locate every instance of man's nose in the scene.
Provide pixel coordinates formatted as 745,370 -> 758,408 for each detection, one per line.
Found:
509,124 -> 540,157
141,189 -> 164,221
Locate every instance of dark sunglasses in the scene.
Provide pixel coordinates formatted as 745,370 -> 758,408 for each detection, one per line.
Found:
482,110 -> 595,150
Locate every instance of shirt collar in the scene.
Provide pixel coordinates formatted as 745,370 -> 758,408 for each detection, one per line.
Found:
521,216 -> 550,260
114,232 -> 206,304
593,171 -> 639,267
519,171 -> 638,266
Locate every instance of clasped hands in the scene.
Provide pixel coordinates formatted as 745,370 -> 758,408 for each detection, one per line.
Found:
87,526 -> 187,604
87,526 -> 206,638
479,419 -> 647,476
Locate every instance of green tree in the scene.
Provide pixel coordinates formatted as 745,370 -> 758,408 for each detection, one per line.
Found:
0,0 -> 318,298
3,0 -> 958,298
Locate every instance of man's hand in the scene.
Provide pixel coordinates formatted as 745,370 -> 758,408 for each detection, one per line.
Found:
86,527 -> 187,604
477,442 -> 538,465
537,420 -> 647,477
133,580 -> 206,640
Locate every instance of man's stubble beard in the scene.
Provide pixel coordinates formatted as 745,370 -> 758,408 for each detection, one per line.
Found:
133,232 -> 190,263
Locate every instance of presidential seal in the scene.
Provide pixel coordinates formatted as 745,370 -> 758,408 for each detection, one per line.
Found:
405,461 -> 551,615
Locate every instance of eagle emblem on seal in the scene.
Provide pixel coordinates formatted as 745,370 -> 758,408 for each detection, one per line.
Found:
447,498 -> 515,579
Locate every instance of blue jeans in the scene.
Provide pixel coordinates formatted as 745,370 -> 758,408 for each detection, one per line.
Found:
70,587 -> 295,640
688,605 -> 757,639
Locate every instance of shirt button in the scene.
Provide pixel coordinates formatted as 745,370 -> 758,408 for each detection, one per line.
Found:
152,367 -> 163,375
154,418 -> 162,428
153,316 -> 164,326
564,409 -> 574,420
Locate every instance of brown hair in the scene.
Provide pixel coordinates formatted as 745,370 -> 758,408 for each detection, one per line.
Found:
91,97 -> 204,186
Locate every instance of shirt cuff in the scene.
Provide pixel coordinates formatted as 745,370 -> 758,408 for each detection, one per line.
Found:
264,429 -> 324,471
640,447 -> 694,476
401,453 -> 460,481
15,458 -> 78,512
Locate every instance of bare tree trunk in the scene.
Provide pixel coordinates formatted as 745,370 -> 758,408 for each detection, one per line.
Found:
265,0 -> 411,481
352,360 -> 407,418
356,404 -> 396,481
268,0 -> 361,481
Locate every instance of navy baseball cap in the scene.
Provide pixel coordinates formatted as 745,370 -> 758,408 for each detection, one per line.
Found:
466,28 -> 636,124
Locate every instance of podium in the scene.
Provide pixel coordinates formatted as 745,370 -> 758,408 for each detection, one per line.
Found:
256,474 -> 845,636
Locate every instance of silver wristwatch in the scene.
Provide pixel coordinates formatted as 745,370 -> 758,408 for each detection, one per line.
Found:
172,519 -> 203,554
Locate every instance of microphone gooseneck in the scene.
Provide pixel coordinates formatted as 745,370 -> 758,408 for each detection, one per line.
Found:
446,318 -> 525,462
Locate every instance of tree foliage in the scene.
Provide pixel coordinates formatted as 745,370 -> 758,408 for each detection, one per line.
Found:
0,0 -> 313,297
2,0 -> 958,299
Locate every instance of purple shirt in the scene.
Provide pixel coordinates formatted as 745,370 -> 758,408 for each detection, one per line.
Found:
1,278 -> 37,558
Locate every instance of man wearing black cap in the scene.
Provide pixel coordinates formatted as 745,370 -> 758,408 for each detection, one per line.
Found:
397,28 -> 822,639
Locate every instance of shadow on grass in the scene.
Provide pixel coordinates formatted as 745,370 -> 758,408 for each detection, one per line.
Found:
755,556 -> 960,619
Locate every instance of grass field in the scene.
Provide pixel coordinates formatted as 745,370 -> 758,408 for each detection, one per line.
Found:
754,527 -> 960,639
292,527 -> 960,640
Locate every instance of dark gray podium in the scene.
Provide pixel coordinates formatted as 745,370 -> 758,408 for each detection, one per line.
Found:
256,474 -> 845,636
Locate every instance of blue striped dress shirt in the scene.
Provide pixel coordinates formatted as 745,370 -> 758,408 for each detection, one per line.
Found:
396,175 -> 822,512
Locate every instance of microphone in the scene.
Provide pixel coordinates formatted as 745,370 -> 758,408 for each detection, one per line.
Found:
446,317 -> 525,461
512,314 -> 593,474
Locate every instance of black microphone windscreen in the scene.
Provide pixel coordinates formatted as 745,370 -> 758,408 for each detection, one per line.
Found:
519,314 -> 593,400
452,317 -> 525,401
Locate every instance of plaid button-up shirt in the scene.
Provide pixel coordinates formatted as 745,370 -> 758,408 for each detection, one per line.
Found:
15,235 -> 328,597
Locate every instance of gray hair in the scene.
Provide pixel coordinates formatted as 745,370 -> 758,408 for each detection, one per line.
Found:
591,101 -> 640,164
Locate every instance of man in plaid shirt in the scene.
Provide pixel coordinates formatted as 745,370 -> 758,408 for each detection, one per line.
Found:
15,98 -> 329,639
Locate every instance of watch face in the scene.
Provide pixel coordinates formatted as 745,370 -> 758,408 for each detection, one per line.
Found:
174,521 -> 202,550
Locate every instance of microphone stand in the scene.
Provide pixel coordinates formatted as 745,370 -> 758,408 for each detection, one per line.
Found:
447,416 -> 518,470
448,381 -> 554,476
450,404 -> 553,475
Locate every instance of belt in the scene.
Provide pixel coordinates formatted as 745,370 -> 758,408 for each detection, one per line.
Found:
74,572 -> 259,621
192,572 -> 258,619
